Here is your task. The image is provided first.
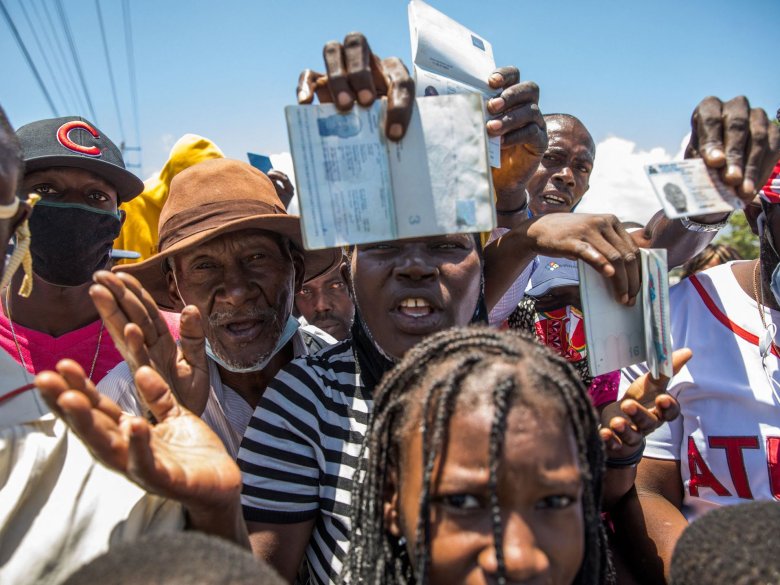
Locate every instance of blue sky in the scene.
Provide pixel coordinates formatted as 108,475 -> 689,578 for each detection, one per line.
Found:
2,0 -> 778,209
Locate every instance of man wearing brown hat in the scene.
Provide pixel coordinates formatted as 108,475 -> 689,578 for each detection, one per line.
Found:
96,158 -> 340,457
0,106 -> 247,585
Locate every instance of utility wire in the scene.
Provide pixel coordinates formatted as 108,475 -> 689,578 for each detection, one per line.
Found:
121,0 -> 142,169
0,0 -> 59,116
16,0 -> 70,113
40,0 -> 87,115
54,0 -> 98,124
31,0 -> 83,114
95,0 -> 126,145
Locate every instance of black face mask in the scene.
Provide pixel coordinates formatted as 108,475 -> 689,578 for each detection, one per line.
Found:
29,201 -> 122,286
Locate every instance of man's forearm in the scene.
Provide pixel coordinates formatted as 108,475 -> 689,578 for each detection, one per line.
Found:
640,210 -> 729,268
186,498 -> 251,549
611,486 -> 688,584
483,220 -> 537,311
495,185 -> 530,230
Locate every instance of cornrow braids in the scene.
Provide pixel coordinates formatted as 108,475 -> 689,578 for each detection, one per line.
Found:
340,326 -> 613,585
681,243 -> 743,279
487,376 -> 514,585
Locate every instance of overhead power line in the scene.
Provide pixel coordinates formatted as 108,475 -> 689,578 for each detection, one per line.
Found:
16,0 -> 70,113
122,0 -> 142,168
32,0 -> 84,115
54,0 -> 98,124
95,0 -> 126,145
0,0 -> 59,116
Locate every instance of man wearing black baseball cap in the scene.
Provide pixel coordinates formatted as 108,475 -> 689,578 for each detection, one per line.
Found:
0,116 -> 177,385
0,106 -> 252,585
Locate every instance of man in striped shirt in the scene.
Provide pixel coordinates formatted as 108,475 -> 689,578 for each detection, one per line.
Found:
238,33 -> 646,585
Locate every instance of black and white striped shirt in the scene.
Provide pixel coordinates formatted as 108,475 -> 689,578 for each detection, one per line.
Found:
238,339 -> 370,585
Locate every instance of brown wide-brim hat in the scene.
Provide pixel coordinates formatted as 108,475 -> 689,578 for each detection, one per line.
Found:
117,158 -> 340,311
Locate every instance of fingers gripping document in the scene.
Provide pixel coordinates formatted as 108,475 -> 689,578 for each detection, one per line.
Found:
285,93 -> 495,250
578,249 -> 673,378
646,159 -> 743,219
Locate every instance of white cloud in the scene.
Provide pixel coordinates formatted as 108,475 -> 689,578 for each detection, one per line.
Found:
576,133 -> 690,225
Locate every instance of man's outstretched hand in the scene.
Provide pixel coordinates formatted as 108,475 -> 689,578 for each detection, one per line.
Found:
90,270 -> 210,416
600,348 -> 693,459
35,360 -> 248,545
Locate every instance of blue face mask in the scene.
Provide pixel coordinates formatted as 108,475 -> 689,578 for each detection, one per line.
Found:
757,208 -> 780,308
769,264 -> 780,308
204,315 -> 299,373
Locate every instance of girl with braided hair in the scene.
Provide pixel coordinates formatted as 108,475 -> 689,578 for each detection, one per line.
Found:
342,326 -> 611,585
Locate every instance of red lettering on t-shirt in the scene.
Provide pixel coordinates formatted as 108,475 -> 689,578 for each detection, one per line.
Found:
688,436 -> 730,497
708,436 -> 759,499
767,437 -> 780,499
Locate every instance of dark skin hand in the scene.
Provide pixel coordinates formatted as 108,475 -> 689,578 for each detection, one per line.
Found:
297,32 -> 547,192
484,212 -> 641,310
266,170 -> 295,210
297,32 -> 414,140
528,285 -> 582,312
686,96 -> 780,203
599,348 -> 692,510
628,96 -> 780,269
90,270 -> 210,416
489,79 -> 547,226
35,360 -> 249,547
630,210 -> 720,268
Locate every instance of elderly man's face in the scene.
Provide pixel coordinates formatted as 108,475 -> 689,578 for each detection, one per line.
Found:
527,119 -> 595,216
167,229 -> 303,370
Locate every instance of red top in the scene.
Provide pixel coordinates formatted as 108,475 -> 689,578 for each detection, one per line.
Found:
0,306 -> 181,383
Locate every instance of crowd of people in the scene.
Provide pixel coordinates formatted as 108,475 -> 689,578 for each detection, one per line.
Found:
1,31 -> 780,585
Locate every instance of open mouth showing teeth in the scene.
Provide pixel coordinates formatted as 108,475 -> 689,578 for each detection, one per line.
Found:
225,320 -> 261,334
543,193 -> 568,205
398,298 -> 434,318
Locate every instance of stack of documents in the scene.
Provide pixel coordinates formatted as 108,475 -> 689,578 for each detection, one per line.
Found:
409,0 -> 501,167
578,249 -> 673,378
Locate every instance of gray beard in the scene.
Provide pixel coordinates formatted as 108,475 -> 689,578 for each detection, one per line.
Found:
208,307 -> 282,369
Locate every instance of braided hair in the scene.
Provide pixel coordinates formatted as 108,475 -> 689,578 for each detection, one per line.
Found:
340,326 -> 612,585
681,243 -> 742,279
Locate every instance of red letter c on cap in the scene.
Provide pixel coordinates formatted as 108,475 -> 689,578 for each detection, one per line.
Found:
56,121 -> 102,157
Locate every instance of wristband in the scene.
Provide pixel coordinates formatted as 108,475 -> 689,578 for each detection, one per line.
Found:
605,438 -> 646,468
0,197 -> 20,219
495,189 -> 529,216
680,214 -> 730,233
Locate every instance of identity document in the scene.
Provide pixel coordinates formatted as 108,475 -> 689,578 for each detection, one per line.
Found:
285,93 -> 495,250
578,249 -> 673,378
645,159 -> 742,219
408,0 -> 501,168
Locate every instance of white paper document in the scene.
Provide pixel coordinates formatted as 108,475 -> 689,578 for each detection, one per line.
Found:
408,0 -> 501,168
285,93 -> 495,250
578,249 -> 672,378
645,159 -> 743,219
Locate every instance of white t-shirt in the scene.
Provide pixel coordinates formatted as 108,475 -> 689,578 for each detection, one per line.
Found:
98,325 -> 335,459
0,349 -> 184,584
621,261 -> 780,520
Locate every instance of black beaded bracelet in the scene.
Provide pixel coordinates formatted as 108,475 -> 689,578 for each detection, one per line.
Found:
495,190 -> 529,216
605,438 -> 646,468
